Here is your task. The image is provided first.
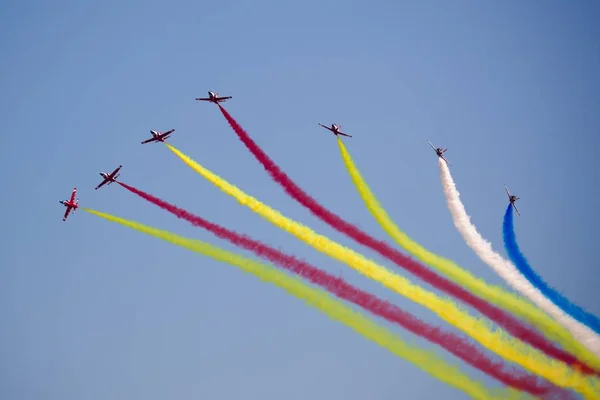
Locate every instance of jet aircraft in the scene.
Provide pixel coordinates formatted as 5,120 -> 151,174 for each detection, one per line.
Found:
504,185 -> 521,216
95,165 -> 122,190
318,123 -> 352,138
195,91 -> 232,104
427,140 -> 451,166
59,188 -> 79,221
141,129 -> 175,144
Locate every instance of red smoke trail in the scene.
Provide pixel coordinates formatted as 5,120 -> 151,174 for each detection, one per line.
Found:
216,105 -> 597,376
118,181 -> 562,397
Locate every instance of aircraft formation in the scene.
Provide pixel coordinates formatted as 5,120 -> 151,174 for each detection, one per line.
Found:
54,86 -> 600,400
58,90 -> 522,221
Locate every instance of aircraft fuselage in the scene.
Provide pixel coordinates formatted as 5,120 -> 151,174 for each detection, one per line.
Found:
148,131 -> 167,141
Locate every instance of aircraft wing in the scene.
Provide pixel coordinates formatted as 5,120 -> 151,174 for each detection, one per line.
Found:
163,129 -> 175,136
512,203 -> 521,216
109,165 -> 122,178
94,178 -> 109,190
141,137 -> 157,144
318,123 -> 332,131
338,132 -> 352,138
504,185 -> 511,198
63,206 -> 71,221
216,96 -> 232,101
69,188 -> 77,203
195,97 -> 211,101
95,179 -> 108,190
427,140 -> 437,151
441,155 -> 452,166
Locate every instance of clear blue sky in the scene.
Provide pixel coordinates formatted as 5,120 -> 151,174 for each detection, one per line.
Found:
1,1 -> 599,399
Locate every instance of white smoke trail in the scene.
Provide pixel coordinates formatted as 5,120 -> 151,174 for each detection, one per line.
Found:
438,159 -> 600,358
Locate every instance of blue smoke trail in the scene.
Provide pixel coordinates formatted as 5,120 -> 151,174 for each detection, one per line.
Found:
502,203 -> 600,335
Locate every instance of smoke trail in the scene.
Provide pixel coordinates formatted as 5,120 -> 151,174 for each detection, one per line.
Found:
503,204 -> 600,335
337,139 -> 600,370
163,143 -> 600,396
81,207 -> 522,400
214,106 -> 600,374
118,181 -> 559,397
438,159 -> 600,360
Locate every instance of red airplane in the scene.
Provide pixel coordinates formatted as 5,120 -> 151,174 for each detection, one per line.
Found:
504,185 -> 521,216
195,91 -> 232,104
95,164 -> 122,190
318,123 -> 352,138
59,188 -> 79,221
141,129 -> 175,144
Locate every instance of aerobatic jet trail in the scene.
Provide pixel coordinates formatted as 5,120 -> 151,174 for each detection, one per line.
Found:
336,138 -> 600,372
117,180 -> 559,397
164,143 -> 600,397
503,204 -> 600,336
214,105 -> 599,375
438,158 -> 600,361
82,207 -> 519,400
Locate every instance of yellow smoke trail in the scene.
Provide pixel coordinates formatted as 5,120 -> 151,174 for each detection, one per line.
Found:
164,143 -> 600,397
81,207 -> 522,400
336,139 -> 600,371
